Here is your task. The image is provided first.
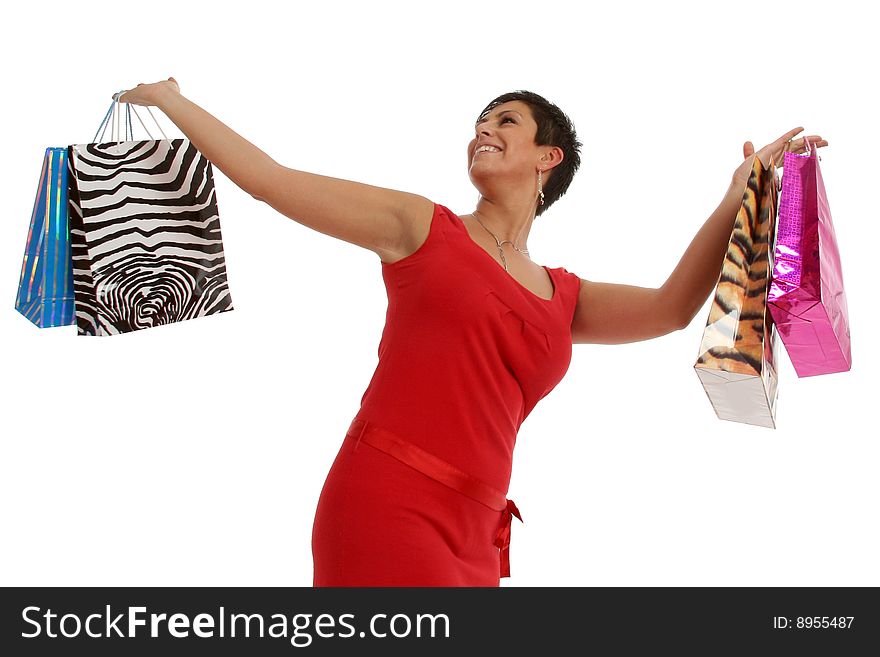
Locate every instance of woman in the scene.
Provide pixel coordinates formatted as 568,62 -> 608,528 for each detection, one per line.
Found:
118,78 -> 827,586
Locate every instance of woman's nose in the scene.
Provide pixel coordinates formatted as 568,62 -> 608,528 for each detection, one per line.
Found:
475,121 -> 493,138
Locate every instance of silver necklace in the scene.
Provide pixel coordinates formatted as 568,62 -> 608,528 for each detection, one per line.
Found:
471,211 -> 529,272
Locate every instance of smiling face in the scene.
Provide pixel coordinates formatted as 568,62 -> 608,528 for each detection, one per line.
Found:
467,100 -> 539,176
467,100 -> 562,202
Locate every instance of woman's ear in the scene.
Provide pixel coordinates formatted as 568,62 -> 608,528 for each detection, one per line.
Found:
542,145 -> 564,171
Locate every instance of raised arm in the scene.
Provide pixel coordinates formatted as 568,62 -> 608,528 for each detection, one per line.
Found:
120,78 -> 430,263
571,175 -> 745,345
570,280 -> 679,345
572,128 -> 830,346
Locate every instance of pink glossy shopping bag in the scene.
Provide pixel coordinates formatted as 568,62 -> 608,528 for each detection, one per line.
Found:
768,138 -> 851,377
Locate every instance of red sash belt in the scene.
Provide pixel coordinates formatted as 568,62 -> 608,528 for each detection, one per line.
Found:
346,416 -> 523,579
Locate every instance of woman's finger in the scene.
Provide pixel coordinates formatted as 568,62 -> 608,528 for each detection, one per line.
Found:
791,136 -> 827,151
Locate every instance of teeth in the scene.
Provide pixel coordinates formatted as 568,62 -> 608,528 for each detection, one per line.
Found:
477,146 -> 500,154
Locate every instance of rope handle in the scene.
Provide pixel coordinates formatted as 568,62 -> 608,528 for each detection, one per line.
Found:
92,89 -> 175,151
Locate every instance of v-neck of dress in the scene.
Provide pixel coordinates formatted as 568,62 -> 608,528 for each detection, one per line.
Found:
448,208 -> 557,303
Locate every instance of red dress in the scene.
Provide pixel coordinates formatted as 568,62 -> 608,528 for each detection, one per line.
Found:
311,202 -> 581,586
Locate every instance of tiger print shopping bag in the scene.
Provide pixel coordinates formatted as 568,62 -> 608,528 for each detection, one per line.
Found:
767,138 -> 851,377
15,147 -> 76,328
67,95 -> 234,336
694,154 -> 780,429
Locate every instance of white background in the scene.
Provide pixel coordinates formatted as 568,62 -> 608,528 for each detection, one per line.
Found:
2,0 -> 876,587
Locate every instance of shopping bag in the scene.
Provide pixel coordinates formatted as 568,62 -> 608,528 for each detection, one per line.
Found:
15,147 -> 76,328
694,154 -> 780,429
768,138 -> 851,376
67,94 -> 234,336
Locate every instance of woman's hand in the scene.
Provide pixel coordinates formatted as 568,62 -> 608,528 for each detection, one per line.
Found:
733,127 -> 829,186
115,77 -> 180,107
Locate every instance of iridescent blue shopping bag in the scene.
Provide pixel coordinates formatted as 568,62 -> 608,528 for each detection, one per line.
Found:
15,147 -> 76,328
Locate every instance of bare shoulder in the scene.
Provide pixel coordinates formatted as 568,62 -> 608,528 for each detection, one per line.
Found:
379,195 -> 436,265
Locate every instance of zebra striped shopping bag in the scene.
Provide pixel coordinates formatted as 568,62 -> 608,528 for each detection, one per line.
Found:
66,95 -> 234,336
693,153 -> 781,429
15,147 -> 76,328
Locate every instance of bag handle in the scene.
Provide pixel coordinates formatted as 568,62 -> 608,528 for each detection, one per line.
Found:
802,136 -> 822,162
92,89 -> 176,151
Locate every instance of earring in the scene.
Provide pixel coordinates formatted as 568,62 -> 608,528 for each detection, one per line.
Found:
537,169 -> 545,206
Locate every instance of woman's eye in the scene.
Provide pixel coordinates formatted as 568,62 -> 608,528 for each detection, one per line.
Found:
474,116 -> 516,130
